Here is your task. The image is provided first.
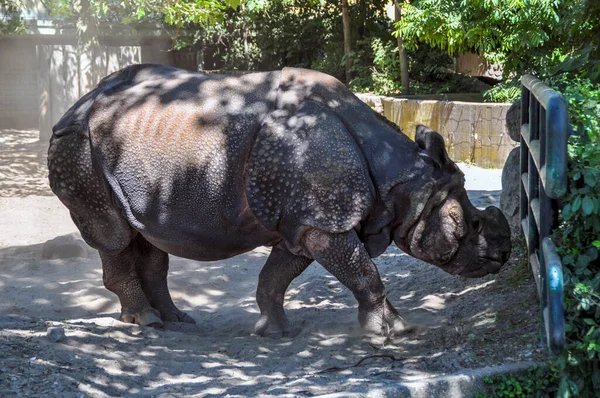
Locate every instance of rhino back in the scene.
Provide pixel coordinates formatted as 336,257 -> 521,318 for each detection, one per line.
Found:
86,65 -> 282,258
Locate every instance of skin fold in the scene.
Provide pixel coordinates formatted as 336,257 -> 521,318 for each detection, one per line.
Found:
48,64 -> 511,335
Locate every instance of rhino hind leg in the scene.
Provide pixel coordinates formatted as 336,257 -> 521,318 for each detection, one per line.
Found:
134,236 -> 195,324
303,229 -> 406,336
255,244 -> 313,337
48,129 -> 190,327
99,244 -> 163,327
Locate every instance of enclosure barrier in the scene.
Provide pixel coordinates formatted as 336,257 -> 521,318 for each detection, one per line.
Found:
520,74 -> 569,355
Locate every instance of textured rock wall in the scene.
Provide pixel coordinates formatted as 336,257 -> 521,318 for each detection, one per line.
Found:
356,94 -> 518,168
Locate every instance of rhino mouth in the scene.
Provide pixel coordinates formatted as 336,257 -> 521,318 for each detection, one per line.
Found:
457,256 -> 504,278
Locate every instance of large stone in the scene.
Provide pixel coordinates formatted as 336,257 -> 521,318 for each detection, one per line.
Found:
506,99 -> 521,142
41,233 -> 91,259
500,147 -> 522,238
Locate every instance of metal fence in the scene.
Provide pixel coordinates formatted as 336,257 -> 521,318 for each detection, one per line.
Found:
520,74 -> 569,355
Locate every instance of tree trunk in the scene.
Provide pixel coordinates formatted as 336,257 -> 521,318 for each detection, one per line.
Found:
358,0 -> 366,40
394,0 -> 410,93
341,0 -> 352,83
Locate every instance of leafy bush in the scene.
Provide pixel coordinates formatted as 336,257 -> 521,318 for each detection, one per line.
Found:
476,363 -> 559,398
550,76 -> 600,397
484,79 -> 522,103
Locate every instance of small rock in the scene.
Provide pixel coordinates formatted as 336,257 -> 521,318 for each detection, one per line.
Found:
500,147 -> 523,238
506,99 -> 522,142
46,326 -> 66,342
41,233 -> 90,260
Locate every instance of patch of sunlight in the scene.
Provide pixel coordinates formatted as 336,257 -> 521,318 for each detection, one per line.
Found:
379,252 -> 408,258
242,306 -> 260,314
396,367 -> 439,381
204,387 -> 227,395
201,362 -> 223,369
443,280 -> 496,298
112,382 -> 129,391
203,288 -> 226,297
137,350 -> 156,358
470,308 -> 496,325
155,372 -> 213,384
95,359 -> 127,376
57,279 -> 97,285
410,294 -> 446,312
67,317 -> 123,327
285,299 -> 305,310
474,317 -> 496,327
297,350 -> 312,358
313,299 -> 350,309
318,335 -> 348,346
218,368 -> 253,381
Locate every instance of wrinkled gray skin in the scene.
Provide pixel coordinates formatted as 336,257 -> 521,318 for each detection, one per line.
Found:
48,65 -> 511,336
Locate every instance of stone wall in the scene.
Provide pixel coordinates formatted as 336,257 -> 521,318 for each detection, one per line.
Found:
356,93 -> 517,169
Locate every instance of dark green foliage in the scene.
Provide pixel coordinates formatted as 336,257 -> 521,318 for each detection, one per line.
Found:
551,76 -> 600,397
475,364 -> 559,398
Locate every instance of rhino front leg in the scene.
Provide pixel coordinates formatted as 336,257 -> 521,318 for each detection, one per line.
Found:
255,244 -> 313,337
303,229 -> 406,336
134,236 -> 195,324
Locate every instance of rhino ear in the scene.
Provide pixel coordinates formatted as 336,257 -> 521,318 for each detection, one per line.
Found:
415,124 -> 454,170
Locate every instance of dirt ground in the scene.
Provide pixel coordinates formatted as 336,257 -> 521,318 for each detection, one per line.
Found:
0,130 -> 547,397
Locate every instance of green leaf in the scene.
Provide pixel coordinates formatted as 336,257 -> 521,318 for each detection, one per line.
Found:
583,196 -> 595,215
572,195 -> 582,212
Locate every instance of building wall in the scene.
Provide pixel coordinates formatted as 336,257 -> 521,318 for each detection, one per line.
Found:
37,43 -> 142,140
0,38 -> 40,129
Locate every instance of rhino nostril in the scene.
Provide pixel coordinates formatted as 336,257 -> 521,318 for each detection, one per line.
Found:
471,216 -> 482,232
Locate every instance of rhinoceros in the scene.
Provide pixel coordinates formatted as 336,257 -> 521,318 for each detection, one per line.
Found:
48,64 -> 511,336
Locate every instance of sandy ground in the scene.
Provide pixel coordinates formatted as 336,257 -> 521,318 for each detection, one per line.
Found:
0,130 -> 545,397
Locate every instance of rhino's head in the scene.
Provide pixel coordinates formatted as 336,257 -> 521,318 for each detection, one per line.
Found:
392,125 -> 511,278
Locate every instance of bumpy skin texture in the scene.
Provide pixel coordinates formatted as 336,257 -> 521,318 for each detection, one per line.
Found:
48,64 -> 511,334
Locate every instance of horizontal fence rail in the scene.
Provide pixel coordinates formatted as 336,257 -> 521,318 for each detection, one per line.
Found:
520,74 -> 569,355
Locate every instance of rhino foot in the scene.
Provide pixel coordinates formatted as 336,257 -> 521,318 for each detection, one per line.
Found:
158,307 -> 196,324
254,314 -> 301,338
254,244 -> 312,338
120,307 -> 164,328
359,298 -> 406,337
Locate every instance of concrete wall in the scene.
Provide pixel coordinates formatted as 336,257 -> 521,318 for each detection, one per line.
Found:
0,38 -> 40,129
0,34 -> 183,136
455,52 -> 503,80
356,93 -> 517,169
37,43 -> 142,140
